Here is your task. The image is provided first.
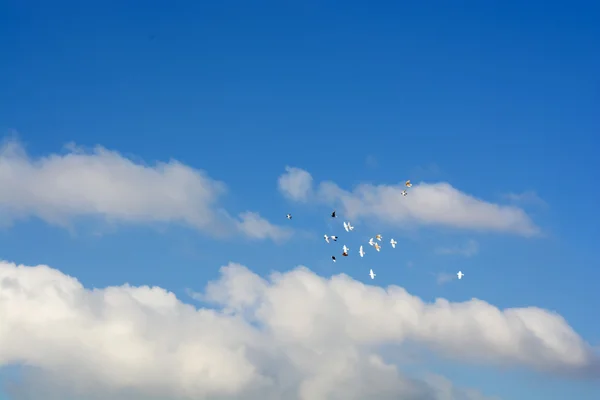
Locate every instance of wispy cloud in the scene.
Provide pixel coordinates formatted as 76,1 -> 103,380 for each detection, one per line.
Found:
277,166 -> 313,202
503,190 -> 548,208
435,239 -> 479,257
236,211 -> 292,242
409,163 -> 442,180
435,272 -> 456,285
365,155 -> 378,169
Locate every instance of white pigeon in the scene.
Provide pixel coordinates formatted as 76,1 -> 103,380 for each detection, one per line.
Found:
401,190 -> 408,197
368,237 -> 375,246
405,180 -> 412,188
369,269 -> 376,279
457,271 -> 464,279
324,234 -> 330,244
375,234 -> 382,241
390,238 -> 397,248
343,221 -> 354,232
374,242 -> 381,252
330,235 -> 338,241
286,213 -> 292,220
359,245 -> 365,257
342,245 -> 349,253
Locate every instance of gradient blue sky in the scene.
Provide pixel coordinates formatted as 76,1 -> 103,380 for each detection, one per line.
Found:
1,1 -> 599,399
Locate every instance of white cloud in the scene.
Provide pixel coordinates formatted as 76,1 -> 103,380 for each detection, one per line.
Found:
236,211 -> 293,242
278,166 -> 313,202
277,167 -> 539,236
436,240 -> 479,257
1,260 -> 598,399
0,140 -> 288,241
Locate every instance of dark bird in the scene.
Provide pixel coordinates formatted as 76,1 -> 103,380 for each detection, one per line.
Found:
331,256 -> 336,262
331,210 -> 336,218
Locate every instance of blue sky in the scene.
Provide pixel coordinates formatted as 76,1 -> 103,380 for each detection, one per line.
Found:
0,1 -> 599,399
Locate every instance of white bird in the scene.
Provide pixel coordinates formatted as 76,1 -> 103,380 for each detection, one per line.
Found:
405,180 -> 412,188
368,237 -> 375,246
343,221 -> 354,232
457,271 -> 464,279
376,234 -> 382,241
401,190 -> 408,197
374,243 -> 381,252
332,256 -> 336,262
369,269 -> 376,279
390,238 -> 397,248
359,245 -> 365,257
324,234 -> 330,243
342,245 -> 349,253
286,213 -> 292,220
330,235 -> 338,241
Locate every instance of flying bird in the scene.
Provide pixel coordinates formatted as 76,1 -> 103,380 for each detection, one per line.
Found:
457,271 -> 464,279
286,213 -> 292,220
390,238 -> 397,248
374,243 -> 381,252
342,251 -> 348,257
324,234 -> 330,244
330,235 -> 338,241
343,221 -> 354,232
342,245 -> 349,253
375,234 -> 382,241
369,269 -> 376,279
359,245 -> 365,257
332,256 -> 336,262
368,237 -> 375,246
331,210 -> 337,218
401,190 -> 408,197
405,180 -> 412,188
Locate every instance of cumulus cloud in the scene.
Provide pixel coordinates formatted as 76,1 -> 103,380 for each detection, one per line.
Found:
435,240 -> 479,257
1,261 -> 598,399
278,166 -> 313,202
277,167 -> 539,236
0,140 -> 289,241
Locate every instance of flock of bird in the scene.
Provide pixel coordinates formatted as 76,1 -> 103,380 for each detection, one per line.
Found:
286,180 -> 423,280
